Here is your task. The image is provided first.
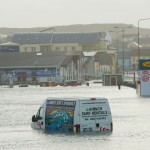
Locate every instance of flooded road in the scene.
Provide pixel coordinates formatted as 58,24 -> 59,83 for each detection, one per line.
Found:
0,83 -> 150,150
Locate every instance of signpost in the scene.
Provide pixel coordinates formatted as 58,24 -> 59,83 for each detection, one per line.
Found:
137,59 -> 150,96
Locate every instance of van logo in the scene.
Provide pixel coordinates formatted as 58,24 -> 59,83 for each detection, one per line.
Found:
142,61 -> 150,67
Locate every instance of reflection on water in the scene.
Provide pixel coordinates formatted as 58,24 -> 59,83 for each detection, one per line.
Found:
0,84 -> 150,150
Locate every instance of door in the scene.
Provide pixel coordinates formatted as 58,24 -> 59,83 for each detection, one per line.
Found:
79,100 -> 96,132
110,76 -> 117,85
35,107 -> 44,129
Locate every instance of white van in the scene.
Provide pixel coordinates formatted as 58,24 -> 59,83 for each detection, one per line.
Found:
31,97 -> 113,132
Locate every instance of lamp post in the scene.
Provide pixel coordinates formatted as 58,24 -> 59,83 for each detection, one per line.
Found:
114,26 -> 132,78
40,27 -> 55,45
35,52 -> 42,86
138,18 -> 150,61
39,27 -> 55,33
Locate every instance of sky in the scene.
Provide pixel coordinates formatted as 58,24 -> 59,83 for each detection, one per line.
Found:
0,0 -> 150,28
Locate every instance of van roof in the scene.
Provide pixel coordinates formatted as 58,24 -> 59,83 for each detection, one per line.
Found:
46,97 -> 108,101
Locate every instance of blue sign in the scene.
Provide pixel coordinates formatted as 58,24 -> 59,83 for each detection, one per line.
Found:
138,59 -> 150,70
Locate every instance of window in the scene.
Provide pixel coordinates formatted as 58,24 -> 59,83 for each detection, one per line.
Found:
72,46 -> 76,51
56,47 -> 60,51
64,46 -> 67,50
36,107 -> 44,120
32,47 -> 36,52
40,45 -> 51,52
24,47 -> 27,52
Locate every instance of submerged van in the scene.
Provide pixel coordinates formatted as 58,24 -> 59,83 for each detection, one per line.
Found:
31,97 -> 113,132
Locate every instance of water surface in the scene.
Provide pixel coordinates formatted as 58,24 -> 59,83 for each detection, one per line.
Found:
0,84 -> 150,150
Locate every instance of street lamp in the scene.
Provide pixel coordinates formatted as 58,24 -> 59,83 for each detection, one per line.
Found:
39,27 -> 55,33
35,52 -> 42,86
114,26 -> 132,78
138,18 -> 150,61
40,27 -> 55,44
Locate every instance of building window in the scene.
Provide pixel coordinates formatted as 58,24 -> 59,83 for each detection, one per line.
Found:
72,46 -> 76,51
40,45 -> 51,52
64,46 -> 67,50
32,47 -> 36,52
56,47 -> 60,51
24,47 -> 27,52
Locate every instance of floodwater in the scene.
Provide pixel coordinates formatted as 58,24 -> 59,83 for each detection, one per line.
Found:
0,82 -> 150,150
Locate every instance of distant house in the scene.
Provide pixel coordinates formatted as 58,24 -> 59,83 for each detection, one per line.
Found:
130,48 -> 150,70
82,51 -> 116,79
123,34 -> 137,43
127,36 -> 150,70
128,36 -> 150,50
0,42 -> 20,52
0,31 -> 117,83
0,51 -> 84,84
12,32 -> 111,52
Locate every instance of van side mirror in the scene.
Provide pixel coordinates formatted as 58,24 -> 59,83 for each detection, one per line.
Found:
32,115 -> 37,122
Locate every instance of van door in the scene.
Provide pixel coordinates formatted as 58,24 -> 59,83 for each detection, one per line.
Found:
79,99 -> 112,132
32,107 -> 44,129
36,107 -> 44,129
79,100 -> 96,132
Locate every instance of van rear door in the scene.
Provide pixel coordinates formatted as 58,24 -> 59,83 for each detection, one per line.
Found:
79,99 -> 112,132
79,100 -> 97,132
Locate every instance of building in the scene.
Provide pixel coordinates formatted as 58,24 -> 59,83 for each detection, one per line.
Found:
0,42 -> 20,52
129,36 -> 150,48
0,51 -> 84,84
0,31 -> 117,85
130,48 -> 150,70
12,32 -> 111,52
127,36 -> 150,70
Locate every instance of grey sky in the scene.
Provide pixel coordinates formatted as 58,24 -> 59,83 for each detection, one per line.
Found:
0,0 -> 150,28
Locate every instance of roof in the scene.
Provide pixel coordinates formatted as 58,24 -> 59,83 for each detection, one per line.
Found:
83,51 -> 97,57
0,51 -> 68,69
94,52 -> 112,65
61,55 -> 73,66
12,32 -> 108,45
127,42 -> 142,48
130,49 -> 150,56
61,51 -> 83,66
133,37 -> 150,45
12,32 -> 53,44
0,42 -> 20,46
66,51 -> 83,56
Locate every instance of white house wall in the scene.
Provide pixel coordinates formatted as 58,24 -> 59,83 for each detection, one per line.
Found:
52,43 -> 82,51
20,44 -> 41,52
100,65 -> 111,73
20,43 -> 83,52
